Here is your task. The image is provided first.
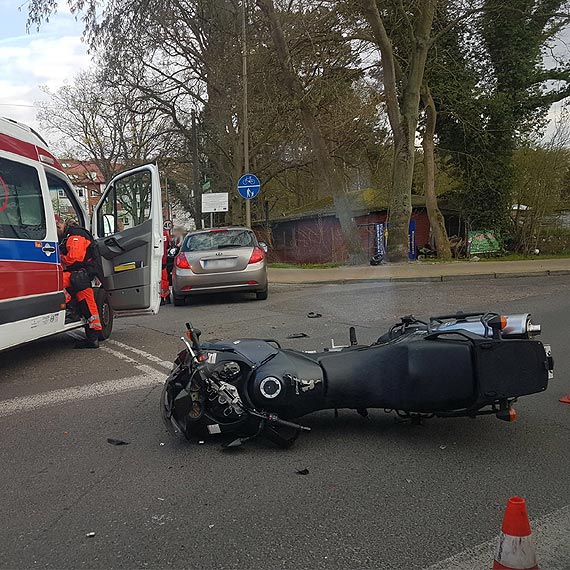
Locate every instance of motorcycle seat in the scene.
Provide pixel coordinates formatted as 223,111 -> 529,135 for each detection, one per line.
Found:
316,339 -> 477,413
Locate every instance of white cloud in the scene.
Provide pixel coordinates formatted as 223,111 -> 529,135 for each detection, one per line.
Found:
0,4 -> 91,142
0,35 -> 91,142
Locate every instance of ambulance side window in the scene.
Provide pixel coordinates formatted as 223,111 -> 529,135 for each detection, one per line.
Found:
97,170 -> 152,237
47,173 -> 83,228
0,157 -> 46,239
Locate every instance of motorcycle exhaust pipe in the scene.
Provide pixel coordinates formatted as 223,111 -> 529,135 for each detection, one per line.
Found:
436,313 -> 540,339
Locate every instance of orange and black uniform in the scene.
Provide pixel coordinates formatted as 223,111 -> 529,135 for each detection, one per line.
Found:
60,226 -> 102,332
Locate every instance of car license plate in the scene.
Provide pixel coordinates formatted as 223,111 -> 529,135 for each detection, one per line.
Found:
203,259 -> 235,269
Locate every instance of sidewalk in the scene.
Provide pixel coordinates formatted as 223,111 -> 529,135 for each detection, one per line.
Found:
268,258 -> 570,285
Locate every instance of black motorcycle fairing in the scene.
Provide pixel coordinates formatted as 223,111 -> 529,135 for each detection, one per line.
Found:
248,349 -> 326,417
201,339 -> 280,367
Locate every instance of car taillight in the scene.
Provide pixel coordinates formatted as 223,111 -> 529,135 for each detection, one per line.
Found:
248,246 -> 265,264
175,253 -> 191,269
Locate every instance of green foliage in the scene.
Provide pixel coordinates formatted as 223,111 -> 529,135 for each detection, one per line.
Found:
431,0 -> 570,231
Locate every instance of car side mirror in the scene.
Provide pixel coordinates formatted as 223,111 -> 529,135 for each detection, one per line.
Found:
259,241 -> 268,253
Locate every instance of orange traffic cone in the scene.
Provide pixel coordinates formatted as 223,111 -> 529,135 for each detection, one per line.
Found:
560,395 -> 570,404
493,497 -> 538,569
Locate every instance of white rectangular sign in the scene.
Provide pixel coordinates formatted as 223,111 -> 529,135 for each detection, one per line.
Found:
202,192 -> 228,213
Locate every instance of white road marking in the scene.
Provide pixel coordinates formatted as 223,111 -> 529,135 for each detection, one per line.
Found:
106,339 -> 172,371
425,505 -> 570,570
0,339 -> 171,418
0,367 -> 164,418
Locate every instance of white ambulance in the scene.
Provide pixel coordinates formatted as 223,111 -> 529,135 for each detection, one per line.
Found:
0,117 -> 164,352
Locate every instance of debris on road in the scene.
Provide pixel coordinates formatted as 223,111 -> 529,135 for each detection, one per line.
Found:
287,333 -> 309,339
307,312 -> 322,318
85,532 -> 96,538
296,468 -> 310,475
107,438 -> 130,446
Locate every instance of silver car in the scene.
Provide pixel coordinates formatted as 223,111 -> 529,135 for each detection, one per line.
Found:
172,227 -> 268,305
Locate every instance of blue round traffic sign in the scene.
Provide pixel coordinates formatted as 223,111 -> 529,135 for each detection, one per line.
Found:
237,173 -> 260,199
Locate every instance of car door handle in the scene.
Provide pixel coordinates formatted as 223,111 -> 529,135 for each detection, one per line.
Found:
104,237 -> 125,253
42,245 -> 56,254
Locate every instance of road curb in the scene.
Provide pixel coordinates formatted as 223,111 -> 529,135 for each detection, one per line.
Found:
270,270 -> 569,286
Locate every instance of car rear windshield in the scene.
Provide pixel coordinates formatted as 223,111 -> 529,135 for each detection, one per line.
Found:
181,229 -> 257,252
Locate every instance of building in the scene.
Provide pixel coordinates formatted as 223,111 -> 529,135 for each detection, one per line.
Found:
253,189 -> 453,264
60,160 -> 106,214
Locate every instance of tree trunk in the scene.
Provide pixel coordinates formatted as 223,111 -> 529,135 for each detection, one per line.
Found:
421,84 -> 451,259
389,119 -> 415,260
360,0 -> 437,262
257,0 -> 366,264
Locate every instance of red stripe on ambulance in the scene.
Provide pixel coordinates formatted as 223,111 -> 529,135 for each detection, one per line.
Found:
0,260 -> 60,301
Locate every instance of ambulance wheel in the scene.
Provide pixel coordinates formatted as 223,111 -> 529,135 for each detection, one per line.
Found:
94,288 -> 113,341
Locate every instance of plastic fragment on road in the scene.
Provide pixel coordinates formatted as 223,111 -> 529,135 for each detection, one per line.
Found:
85,532 -> 95,538
107,438 -> 129,446
287,333 -> 309,339
296,468 -> 309,475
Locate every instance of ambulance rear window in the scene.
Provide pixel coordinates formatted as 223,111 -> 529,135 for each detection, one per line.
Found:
0,157 -> 46,240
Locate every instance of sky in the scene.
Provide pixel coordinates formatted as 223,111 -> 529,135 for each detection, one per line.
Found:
0,0 -> 91,140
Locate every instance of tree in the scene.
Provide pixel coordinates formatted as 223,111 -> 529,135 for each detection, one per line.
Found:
359,0 -> 438,261
420,84 -> 452,258
434,0 -> 570,231
37,69 -> 180,182
256,0 -> 367,264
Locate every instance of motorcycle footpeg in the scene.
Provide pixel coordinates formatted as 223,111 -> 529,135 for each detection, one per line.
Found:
267,414 -> 311,432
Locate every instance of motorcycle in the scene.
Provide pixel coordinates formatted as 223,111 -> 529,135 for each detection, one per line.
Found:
160,312 -> 553,448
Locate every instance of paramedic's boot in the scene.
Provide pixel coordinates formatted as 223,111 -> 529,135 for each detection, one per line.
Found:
74,328 -> 99,349
65,302 -> 81,324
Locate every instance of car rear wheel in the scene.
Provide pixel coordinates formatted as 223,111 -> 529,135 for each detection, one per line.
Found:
173,293 -> 187,306
255,287 -> 268,301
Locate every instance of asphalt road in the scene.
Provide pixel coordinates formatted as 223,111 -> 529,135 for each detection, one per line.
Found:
1,277 -> 569,570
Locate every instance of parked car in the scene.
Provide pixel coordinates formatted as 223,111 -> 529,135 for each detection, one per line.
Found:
171,227 -> 268,305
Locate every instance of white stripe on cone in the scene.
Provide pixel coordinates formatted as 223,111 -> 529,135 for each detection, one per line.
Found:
494,533 -> 538,569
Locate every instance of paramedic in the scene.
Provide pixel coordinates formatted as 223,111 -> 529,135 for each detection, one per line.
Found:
56,215 -> 102,349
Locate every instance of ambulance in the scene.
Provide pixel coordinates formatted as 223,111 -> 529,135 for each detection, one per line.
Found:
0,117 -> 164,352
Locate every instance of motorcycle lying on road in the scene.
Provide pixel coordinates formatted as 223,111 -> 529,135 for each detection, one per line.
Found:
160,312 -> 553,448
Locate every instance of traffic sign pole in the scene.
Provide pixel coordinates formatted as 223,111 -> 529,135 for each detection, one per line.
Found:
242,0 -> 250,227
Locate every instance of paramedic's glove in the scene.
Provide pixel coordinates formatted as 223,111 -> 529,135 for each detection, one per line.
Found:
70,269 -> 92,292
